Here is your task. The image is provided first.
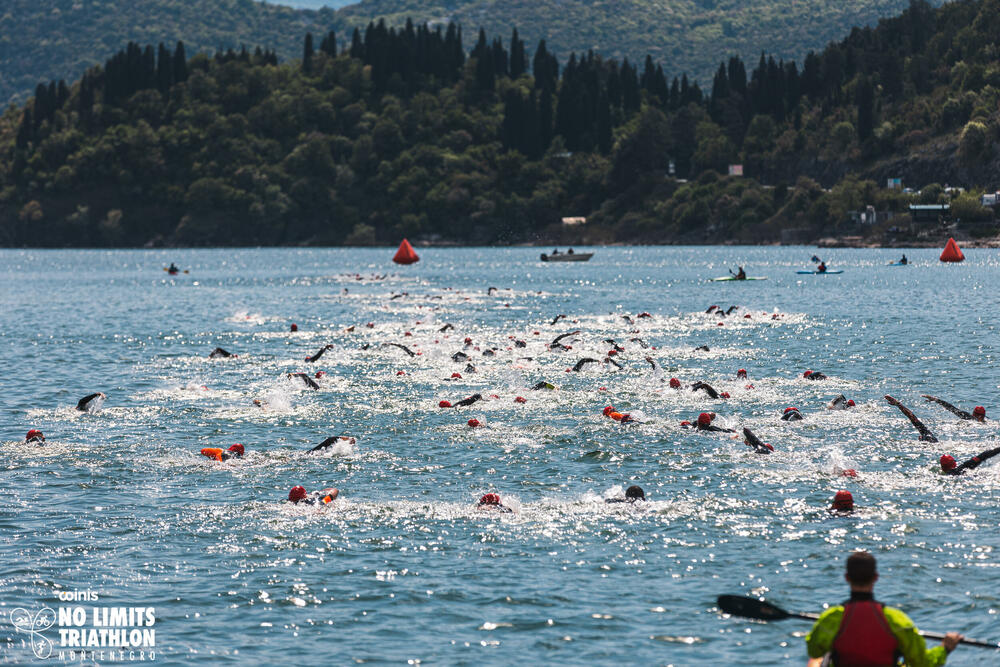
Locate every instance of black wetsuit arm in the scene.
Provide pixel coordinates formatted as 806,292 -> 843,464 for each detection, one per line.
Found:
923,396 -> 973,420
76,393 -> 102,411
692,382 -> 720,399
306,346 -> 332,363
454,394 -> 483,407
704,424 -> 735,433
742,428 -> 771,454
309,437 -> 341,452
572,358 -> 599,372
957,447 -> 1000,472
886,397 -> 938,442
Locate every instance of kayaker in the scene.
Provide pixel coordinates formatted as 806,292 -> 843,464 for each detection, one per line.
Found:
884,395 -> 937,442
168,262 -> 179,274
900,254 -> 908,265
939,447 -> 1000,476
805,551 -> 961,666
921,395 -> 986,422
567,248 -> 575,255
817,261 -> 827,273
734,266 -> 747,280
76,392 -> 106,412
605,485 -> 646,503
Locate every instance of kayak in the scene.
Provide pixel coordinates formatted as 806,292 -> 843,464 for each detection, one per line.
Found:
888,262 -> 907,266
711,276 -> 768,282
796,270 -> 843,274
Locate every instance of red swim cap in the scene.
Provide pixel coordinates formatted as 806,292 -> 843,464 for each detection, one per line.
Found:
973,406 -> 986,418
290,324 -> 298,332
744,313 -> 752,319
315,371 -> 326,378
514,396 -> 527,403
679,420 -> 692,427
607,350 -> 617,356
940,454 -> 957,471
396,370 -> 406,376
288,486 -> 307,502
464,337 -> 473,344
745,384 -> 755,390
669,378 -> 681,388
697,413 -> 712,426
228,444 -> 245,456
784,407 -> 798,414
847,399 -> 856,407
832,490 -> 854,511
439,400 -> 452,408
451,373 -> 462,379
404,331 -> 412,337
26,429 -> 44,441
603,406 -> 614,416
803,370 -> 813,377
467,418 -> 481,428
720,392 -> 731,399
736,369 -> 747,378
840,469 -> 858,477
366,322 -> 374,328
479,493 -> 500,506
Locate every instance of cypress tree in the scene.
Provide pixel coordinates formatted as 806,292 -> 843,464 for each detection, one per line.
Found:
510,28 -> 525,78
303,33 -> 315,73
174,42 -> 188,82
857,76 -> 874,141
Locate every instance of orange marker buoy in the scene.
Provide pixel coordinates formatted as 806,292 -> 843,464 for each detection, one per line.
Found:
392,239 -> 420,265
940,237 -> 964,262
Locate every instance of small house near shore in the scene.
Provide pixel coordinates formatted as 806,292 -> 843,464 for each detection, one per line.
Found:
909,204 -> 949,223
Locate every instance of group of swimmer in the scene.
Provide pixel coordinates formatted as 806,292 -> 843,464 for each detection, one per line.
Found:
21,294 -> 994,518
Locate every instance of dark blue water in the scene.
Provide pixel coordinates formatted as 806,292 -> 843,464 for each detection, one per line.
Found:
2,247 -> 998,665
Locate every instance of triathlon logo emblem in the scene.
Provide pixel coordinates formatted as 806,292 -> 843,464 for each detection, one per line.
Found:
11,607 -> 56,659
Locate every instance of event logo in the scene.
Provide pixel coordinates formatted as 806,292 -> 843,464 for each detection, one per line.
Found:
10,607 -> 56,659
8,591 -> 156,662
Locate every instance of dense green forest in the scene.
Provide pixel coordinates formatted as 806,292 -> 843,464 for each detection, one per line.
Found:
1,0 -> 998,247
0,0 -> 931,105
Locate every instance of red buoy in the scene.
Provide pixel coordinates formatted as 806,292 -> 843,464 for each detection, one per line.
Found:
393,239 -> 420,265
940,237 -> 964,262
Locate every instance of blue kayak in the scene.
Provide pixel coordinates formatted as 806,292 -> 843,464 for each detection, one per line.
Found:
888,262 -> 907,266
796,270 -> 844,274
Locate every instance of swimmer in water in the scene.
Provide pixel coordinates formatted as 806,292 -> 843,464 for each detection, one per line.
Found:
209,347 -> 236,358
477,493 -> 513,513
287,485 -> 339,505
605,485 -> 646,503
451,393 -> 483,408
829,490 -> 854,514
385,343 -> 416,357
884,395 -> 937,442
742,427 -> 774,453
531,381 -> 556,391
691,381 -> 721,399
308,436 -> 356,453
921,395 -> 986,422
683,412 -> 735,433
25,429 -> 45,444
781,406 -> 804,422
201,444 -> 245,461
803,370 -> 827,380
938,447 -> 1000,476
76,393 -> 106,412
827,395 -> 856,410
305,345 -> 334,363
288,373 -> 320,390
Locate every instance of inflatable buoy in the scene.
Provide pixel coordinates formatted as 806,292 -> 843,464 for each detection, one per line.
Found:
940,237 -> 964,262
393,239 -> 420,265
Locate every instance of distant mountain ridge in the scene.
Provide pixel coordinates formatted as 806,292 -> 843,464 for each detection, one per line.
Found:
1,0 -> 934,104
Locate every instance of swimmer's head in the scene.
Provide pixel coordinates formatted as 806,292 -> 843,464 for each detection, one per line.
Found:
467,418 -> 481,428
669,378 -> 681,389
288,486 -> 307,503
603,406 -> 614,417
847,399 -> 856,407
803,370 -> 813,378
973,406 -> 986,421
228,444 -> 245,457
478,493 -> 501,506
784,407 -> 799,414
290,323 -> 298,332
939,454 -> 957,472
625,485 -> 645,501
439,400 -> 452,408
736,369 -> 747,379
25,429 -> 44,443
697,413 -> 712,427
831,490 -> 854,512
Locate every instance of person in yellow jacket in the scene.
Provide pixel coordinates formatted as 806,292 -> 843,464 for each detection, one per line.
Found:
806,551 -> 962,666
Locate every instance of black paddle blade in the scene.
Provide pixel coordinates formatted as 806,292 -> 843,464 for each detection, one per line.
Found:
717,595 -> 791,621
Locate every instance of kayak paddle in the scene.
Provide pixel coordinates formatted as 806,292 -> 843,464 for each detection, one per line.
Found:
717,595 -> 999,649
